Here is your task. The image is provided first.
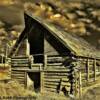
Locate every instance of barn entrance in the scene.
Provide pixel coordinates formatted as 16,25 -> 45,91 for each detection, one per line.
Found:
28,20 -> 44,64
28,72 -> 40,92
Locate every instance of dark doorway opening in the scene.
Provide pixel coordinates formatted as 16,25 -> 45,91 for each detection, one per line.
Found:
28,72 -> 40,92
28,21 -> 44,63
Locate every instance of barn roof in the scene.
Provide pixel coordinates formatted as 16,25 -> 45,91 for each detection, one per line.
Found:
9,12 -> 100,58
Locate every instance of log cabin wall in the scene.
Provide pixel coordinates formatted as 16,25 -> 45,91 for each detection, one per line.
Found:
44,30 -> 71,55
41,55 -> 75,95
15,39 -> 30,56
73,57 -> 100,98
41,28 -> 73,94
9,13 -> 100,98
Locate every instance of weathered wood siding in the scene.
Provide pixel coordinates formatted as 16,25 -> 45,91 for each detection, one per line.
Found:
41,56 -> 73,94
44,33 -> 70,56
11,70 -> 26,87
73,57 -> 100,98
44,39 -> 59,55
15,39 -> 30,56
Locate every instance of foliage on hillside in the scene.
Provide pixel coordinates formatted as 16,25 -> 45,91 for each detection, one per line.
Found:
24,1 -> 100,49
0,20 -> 20,55
0,0 -> 100,55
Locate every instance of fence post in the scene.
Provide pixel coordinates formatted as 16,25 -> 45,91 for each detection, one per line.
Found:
87,59 -> 89,81
79,71 -> 82,99
94,59 -> 96,81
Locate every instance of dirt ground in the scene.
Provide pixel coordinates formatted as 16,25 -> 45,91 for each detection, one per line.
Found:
82,86 -> 100,100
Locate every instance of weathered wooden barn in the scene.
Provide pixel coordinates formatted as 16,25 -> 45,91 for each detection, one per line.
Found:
9,12 -> 100,97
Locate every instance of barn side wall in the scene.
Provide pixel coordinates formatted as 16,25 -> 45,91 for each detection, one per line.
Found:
15,39 -> 30,56
44,31 -> 70,56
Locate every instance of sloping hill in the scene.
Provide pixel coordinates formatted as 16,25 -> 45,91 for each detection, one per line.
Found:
24,1 -> 100,50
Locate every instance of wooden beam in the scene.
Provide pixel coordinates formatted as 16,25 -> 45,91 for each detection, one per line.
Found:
24,71 -> 27,88
75,73 -> 78,96
94,59 -> 96,81
44,55 -> 47,69
79,71 -> 82,99
40,71 -> 44,93
87,59 -> 90,81
26,39 -> 30,56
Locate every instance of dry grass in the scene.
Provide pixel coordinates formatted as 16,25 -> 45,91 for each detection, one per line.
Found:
0,80 -> 37,98
82,85 -> 100,100
0,80 -> 71,100
36,93 -> 70,100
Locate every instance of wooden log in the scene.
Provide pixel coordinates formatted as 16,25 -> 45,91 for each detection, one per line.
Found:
11,58 -> 29,61
11,56 -> 29,59
0,64 -> 10,67
47,57 -> 68,63
11,61 -> 29,64
44,75 -> 69,78
44,88 -> 57,92
11,74 -> 25,77
87,59 -> 90,81
44,84 -> 57,89
40,71 -> 44,93
11,72 -> 25,75
46,67 -> 70,71
47,66 -> 68,69
12,64 -> 29,67
74,73 -> 78,96
62,78 -> 70,82
61,82 -> 71,87
94,59 -> 96,81
24,72 -> 28,88
47,68 -> 69,71
82,72 -> 100,81
12,70 -> 25,72
31,67 -> 40,71
11,73 -> 25,76
47,56 -> 63,59
44,78 -> 60,82
44,76 -> 69,80
44,82 -> 59,86
47,65 -> 69,67
44,55 -> 47,69
44,72 -> 70,76
44,70 -> 70,72
79,71 -> 82,99
47,63 -> 63,66
11,76 -> 25,79
11,70 -> 25,73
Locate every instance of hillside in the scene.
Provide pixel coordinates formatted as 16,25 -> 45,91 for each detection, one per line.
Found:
0,0 -> 100,56
24,1 -> 100,50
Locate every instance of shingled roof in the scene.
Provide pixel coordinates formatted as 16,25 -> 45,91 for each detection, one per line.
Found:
9,12 -> 100,58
